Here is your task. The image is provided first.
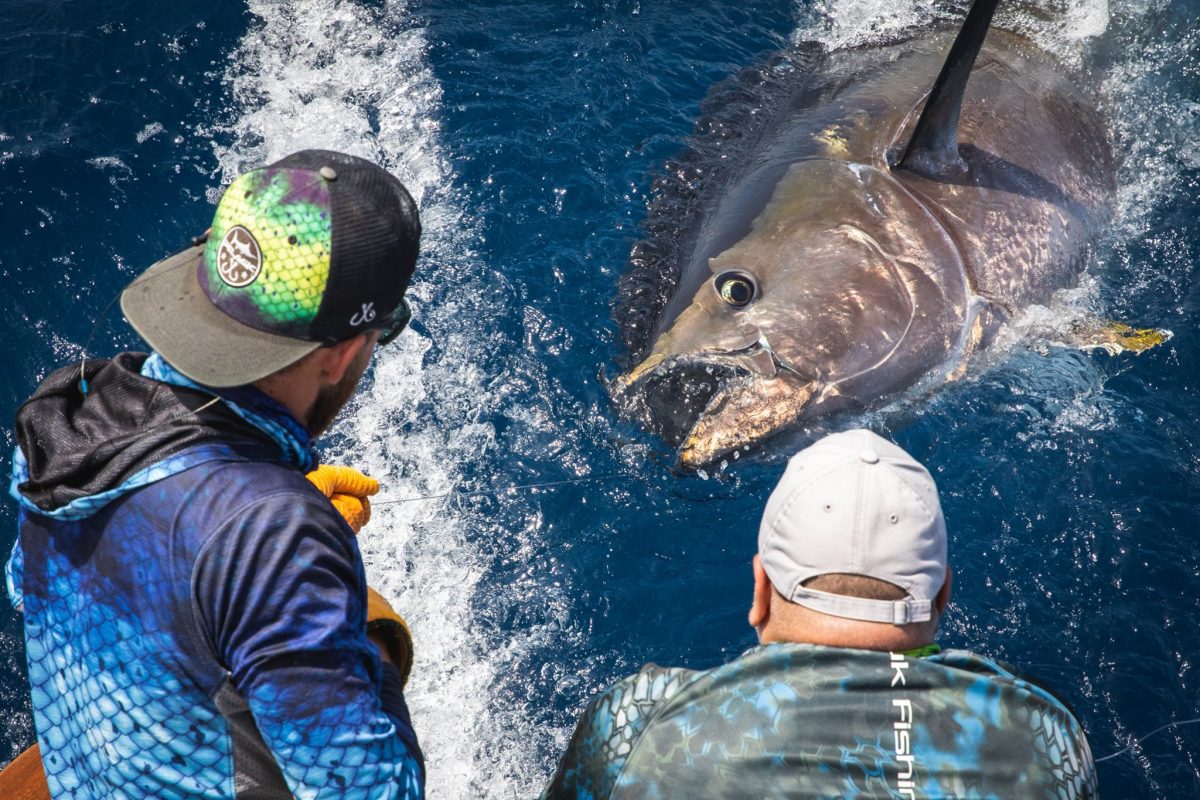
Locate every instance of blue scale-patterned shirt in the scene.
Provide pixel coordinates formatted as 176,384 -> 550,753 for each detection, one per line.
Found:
542,643 -> 1098,799
7,353 -> 423,799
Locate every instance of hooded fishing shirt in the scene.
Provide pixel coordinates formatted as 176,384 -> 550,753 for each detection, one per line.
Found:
542,642 -> 1098,799
6,352 -> 423,800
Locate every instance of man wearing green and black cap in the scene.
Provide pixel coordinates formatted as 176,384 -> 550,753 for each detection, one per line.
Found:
6,150 -> 425,799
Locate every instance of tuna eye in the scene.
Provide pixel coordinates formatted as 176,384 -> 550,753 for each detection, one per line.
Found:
715,272 -> 757,308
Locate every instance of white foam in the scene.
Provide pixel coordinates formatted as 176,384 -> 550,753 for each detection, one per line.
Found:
135,122 -> 165,144
796,0 -> 1112,64
84,156 -> 131,172
204,1 -> 442,203
210,1 -> 575,795
1104,22 -> 1200,231
800,0 -> 933,50
995,1 -> 1111,66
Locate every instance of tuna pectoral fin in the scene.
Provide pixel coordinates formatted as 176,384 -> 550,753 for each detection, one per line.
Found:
678,375 -> 815,469
1068,319 -> 1173,356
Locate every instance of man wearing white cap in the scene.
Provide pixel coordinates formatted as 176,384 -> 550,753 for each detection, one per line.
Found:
542,429 -> 1097,799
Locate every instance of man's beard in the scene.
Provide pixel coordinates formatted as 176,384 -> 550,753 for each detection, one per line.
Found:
305,344 -> 372,436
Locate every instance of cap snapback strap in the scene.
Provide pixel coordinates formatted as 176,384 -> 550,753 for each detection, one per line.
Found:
788,586 -> 933,625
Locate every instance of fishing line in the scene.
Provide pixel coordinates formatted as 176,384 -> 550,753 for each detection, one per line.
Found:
72,262 -> 1200,771
372,472 -> 634,505
1094,717 -> 1200,763
78,234 -> 207,395
78,289 -> 129,395
372,468 -> 1200,772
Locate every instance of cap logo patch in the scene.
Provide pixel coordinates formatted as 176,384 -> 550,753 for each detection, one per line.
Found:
217,225 -> 263,287
350,302 -> 376,327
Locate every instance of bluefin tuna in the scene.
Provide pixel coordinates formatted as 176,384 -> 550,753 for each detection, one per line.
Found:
614,0 -> 1122,468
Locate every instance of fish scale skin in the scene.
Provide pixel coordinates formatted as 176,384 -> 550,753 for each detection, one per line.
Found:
542,644 -> 1097,799
8,355 -> 422,799
22,504 -> 230,799
203,167 -> 333,335
13,465 -> 424,799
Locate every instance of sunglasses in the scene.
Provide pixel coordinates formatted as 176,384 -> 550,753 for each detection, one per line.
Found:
373,297 -> 412,346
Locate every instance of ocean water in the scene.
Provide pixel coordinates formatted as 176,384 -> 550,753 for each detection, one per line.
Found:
1,0 -> 1197,797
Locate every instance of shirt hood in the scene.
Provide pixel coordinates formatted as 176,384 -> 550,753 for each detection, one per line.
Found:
11,352 -> 303,517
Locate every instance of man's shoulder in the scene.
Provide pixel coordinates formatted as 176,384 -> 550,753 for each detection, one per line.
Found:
541,663 -> 700,800
594,662 -> 700,719
577,662 -> 702,745
915,647 -> 1080,713
173,456 -> 317,497
610,644 -> 1097,799
697,643 -> 1082,718
161,458 -> 343,545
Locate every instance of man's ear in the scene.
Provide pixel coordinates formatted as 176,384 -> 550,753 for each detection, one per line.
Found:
748,554 -> 772,633
935,567 -> 952,614
317,334 -> 373,384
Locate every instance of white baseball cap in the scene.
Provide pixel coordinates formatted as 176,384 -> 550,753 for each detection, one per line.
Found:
758,429 -> 947,625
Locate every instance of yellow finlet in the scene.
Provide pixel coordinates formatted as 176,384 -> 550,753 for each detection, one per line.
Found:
1070,320 -> 1173,356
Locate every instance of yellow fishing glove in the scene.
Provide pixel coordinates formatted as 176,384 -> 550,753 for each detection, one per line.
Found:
366,587 -> 415,687
306,464 -> 380,534
306,465 -> 414,686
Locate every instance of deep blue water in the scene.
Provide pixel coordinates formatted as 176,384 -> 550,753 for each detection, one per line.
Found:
1,0 -> 1198,797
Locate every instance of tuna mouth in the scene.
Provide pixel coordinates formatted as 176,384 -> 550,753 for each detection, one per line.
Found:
616,354 -> 748,451
615,342 -> 816,469
617,337 -> 778,395
619,340 -> 816,465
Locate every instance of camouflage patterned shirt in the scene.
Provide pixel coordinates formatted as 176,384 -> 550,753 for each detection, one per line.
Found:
542,643 -> 1097,799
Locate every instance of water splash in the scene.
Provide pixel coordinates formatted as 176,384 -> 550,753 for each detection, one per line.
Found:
208,1 -> 587,794
203,1 -> 1199,795
797,0 -> 1112,60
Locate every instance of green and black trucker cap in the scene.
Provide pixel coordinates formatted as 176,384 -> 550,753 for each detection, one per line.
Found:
120,149 -> 421,387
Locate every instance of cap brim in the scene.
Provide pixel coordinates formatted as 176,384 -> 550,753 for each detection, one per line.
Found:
120,245 -> 321,387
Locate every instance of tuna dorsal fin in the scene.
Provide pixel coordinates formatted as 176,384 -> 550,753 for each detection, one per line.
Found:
896,0 -> 1002,179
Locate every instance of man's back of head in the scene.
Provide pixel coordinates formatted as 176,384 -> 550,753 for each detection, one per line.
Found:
120,148 -> 421,390
751,428 -> 951,652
